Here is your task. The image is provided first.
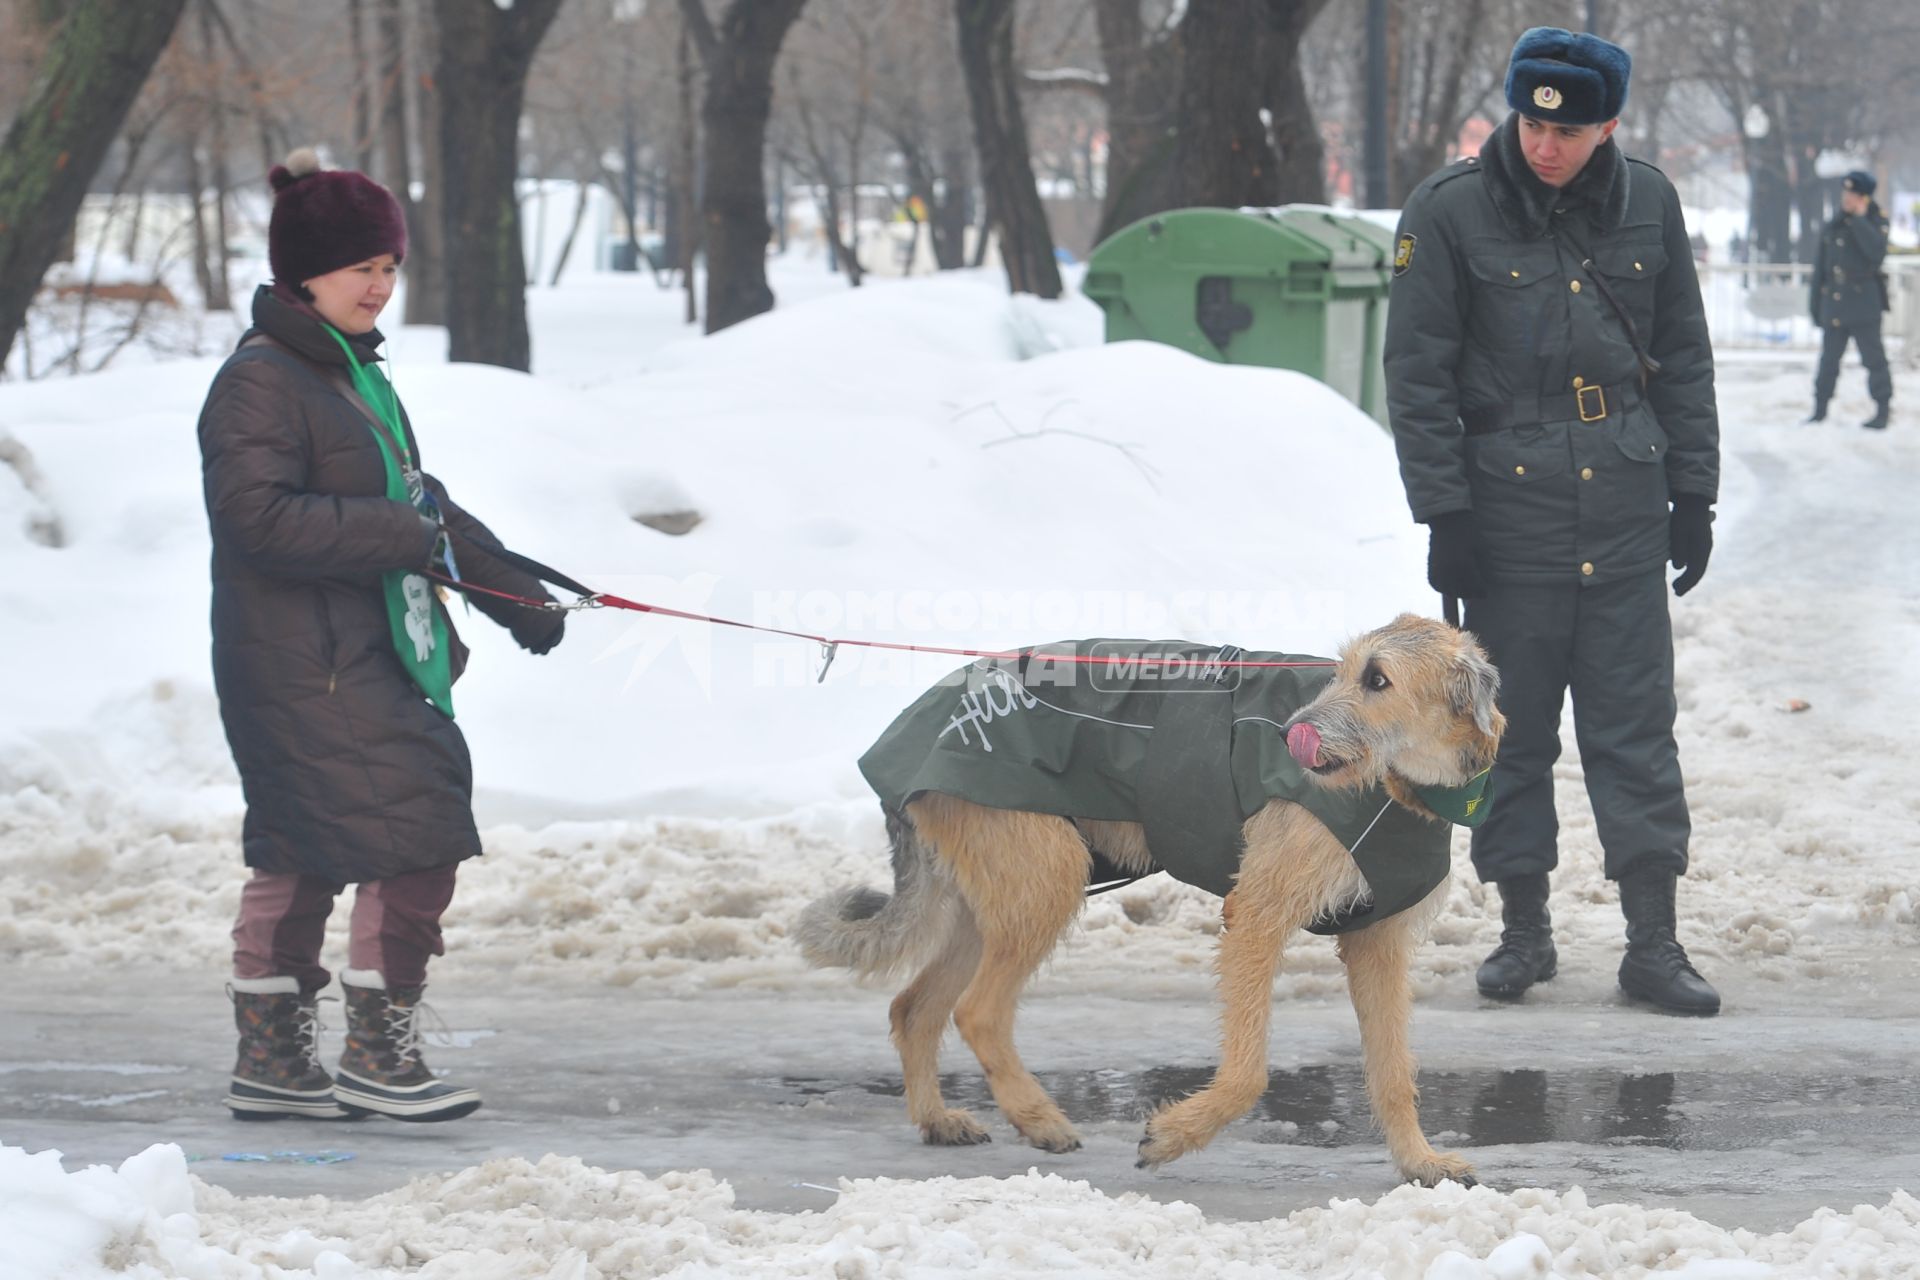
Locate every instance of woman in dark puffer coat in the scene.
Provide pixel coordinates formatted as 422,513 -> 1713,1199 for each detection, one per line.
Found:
200,149 -> 562,1124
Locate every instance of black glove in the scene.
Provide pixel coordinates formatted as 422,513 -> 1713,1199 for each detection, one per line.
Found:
1669,494 -> 1713,596
509,608 -> 566,656
1425,511 -> 1487,598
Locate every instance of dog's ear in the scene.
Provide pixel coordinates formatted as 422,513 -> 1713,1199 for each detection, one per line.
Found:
1449,641 -> 1502,741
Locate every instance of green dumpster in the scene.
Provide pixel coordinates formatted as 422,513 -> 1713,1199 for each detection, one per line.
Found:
1081,206 -> 1398,425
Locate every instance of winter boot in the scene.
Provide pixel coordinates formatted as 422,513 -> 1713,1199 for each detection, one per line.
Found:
1475,874 -> 1558,999
334,971 -> 481,1122
1803,399 -> 1828,424
1862,402 -> 1890,430
225,977 -> 349,1120
1617,867 -> 1721,1016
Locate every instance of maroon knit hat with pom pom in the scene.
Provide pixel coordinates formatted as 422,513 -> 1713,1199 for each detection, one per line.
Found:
267,147 -> 407,287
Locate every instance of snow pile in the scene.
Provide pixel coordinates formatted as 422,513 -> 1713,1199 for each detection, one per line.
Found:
9,1141 -> 1920,1279
2,275 -> 1918,1004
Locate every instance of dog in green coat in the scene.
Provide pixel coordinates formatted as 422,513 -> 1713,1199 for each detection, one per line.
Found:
798,614 -> 1504,1188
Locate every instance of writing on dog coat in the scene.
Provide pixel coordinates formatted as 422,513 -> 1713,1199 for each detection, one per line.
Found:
861,641 -> 1462,935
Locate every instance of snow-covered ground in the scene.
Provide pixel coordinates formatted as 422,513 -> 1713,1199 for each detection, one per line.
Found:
3,256 -> 1918,1277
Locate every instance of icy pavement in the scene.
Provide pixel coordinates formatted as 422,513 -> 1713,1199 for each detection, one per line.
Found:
5,964 -> 1918,1236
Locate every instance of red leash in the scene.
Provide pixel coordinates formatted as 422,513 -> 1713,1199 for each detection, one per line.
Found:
425,566 -> 1339,677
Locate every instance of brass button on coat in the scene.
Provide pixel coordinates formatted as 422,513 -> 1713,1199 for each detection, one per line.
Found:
1514,465 -> 1526,476
1581,562 -> 1595,576
1570,280 -> 1582,293
1573,376 -> 1585,388
1581,466 -> 1594,480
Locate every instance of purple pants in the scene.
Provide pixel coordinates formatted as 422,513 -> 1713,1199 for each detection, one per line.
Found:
232,864 -> 458,994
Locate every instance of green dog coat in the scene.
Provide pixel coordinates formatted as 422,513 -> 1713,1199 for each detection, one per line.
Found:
860,641 -> 1487,935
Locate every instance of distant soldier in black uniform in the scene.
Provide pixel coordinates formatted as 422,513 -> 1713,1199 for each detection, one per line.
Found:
1808,169 -> 1892,430
1383,28 -> 1722,1015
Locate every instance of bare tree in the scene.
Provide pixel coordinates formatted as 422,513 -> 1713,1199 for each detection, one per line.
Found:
956,0 -> 1061,298
679,0 -> 812,334
0,0 -> 190,374
431,0 -> 567,370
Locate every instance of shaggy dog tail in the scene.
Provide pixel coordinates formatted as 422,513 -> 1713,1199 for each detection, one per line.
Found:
796,806 -> 957,980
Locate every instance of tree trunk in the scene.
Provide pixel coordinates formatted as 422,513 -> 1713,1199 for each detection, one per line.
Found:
348,0 -> 375,171
675,14 -> 699,322
1262,0 -> 1331,205
402,0 -> 445,327
680,0 -> 811,334
1091,0 -> 1178,242
549,180 -> 591,286
431,0 -> 565,370
0,0 -> 189,373
955,0 -> 1060,299
185,141 -> 220,312
1743,126 -> 1792,265
197,0 -> 232,311
1174,0 -> 1306,209
933,143 -> 971,270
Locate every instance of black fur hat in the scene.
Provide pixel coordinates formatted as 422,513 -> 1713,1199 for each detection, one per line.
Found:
1504,27 -> 1631,126
267,148 -> 408,287
1842,170 -> 1877,197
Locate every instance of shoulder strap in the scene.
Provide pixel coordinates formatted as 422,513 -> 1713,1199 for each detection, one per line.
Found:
1546,224 -> 1663,381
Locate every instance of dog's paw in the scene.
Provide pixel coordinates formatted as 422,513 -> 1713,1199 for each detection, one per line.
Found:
1018,1119 -> 1082,1155
921,1109 -> 992,1147
1134,1120 -> 1195,1170
1402,1151 -> 1478,1189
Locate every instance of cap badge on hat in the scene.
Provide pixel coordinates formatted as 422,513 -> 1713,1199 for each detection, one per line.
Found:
1533,84 -> 1562,110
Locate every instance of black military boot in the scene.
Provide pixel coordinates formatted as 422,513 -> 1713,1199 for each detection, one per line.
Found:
334,975 -> 481,1122
1862,402 -> 1890,430
1476,874 -> 1557,999
225,978 -> 348,1120
1803,399 -> 1828,424
1617,867 -> 1721,1016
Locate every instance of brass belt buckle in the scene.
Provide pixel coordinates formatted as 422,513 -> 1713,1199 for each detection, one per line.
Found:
1576,384 -> 1607,422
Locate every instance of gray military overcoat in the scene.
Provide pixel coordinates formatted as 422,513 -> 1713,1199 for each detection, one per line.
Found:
1811,205 -> 1890,329
1383,114 -> 1719,585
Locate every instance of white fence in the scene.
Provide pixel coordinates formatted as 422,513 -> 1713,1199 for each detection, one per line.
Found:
1699,258 -> 1919,360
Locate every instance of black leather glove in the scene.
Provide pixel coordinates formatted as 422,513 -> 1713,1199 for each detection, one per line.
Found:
1669,494 -> 1714,596
1425,511 -> 1487,598
509,608 -> 566,656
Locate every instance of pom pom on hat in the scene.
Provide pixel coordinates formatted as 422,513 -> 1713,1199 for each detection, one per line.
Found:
266,148 -> 407,287
268,146 -> 321,194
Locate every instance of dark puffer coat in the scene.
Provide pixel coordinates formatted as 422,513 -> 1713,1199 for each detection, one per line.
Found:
198,285 -> 553,883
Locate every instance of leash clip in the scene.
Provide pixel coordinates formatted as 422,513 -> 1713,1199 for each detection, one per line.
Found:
816,641 -> 840,683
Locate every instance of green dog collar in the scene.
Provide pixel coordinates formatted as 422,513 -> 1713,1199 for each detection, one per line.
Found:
1414,767 -> 1494,828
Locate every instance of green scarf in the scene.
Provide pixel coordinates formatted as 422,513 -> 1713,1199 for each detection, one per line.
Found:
320,325 -> 455,718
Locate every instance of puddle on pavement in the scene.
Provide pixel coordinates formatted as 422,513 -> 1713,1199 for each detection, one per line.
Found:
776,1066 -> 1920,1151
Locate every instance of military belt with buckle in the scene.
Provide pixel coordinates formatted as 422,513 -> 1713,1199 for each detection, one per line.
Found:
1461,380 -> 1641,435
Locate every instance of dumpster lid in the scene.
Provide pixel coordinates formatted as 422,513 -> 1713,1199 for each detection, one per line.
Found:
1240,204 -> 1397,271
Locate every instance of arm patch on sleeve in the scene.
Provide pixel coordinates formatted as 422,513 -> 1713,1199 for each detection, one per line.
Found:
1394,233 -> 1417,276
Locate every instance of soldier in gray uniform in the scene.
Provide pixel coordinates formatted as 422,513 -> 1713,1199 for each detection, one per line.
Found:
1383,27 -> 1721,1015
1808,169 -> 1892,430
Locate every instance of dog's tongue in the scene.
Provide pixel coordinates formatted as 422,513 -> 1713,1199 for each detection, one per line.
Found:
1286,722 -> 1322,770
